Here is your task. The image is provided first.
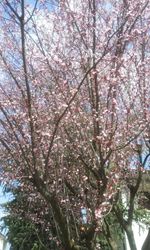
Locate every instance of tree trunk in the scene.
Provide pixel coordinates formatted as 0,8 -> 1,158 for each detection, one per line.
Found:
125,225 -> 137,250
142,228 -> 150,250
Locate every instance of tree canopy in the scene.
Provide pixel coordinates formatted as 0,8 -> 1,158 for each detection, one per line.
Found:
0,0 -> 149,249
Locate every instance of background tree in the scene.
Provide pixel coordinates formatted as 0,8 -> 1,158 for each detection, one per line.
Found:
113,139 -> 150,250
1,185 -> 60,250
0,0 -> 149,249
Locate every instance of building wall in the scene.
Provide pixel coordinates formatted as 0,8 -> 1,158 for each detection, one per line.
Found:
0,238 -> 4,250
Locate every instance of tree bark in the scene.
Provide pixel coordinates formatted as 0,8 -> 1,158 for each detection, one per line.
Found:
125,225 -> 137,250
142,228 -> 150,250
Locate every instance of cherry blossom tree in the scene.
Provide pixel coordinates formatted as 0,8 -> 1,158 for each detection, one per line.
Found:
0,0 -> 149,249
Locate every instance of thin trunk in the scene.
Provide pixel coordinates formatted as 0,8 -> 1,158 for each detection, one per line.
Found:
125,225 -> 137,250
142,228 -> 150,250
38,186 -> 81,250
